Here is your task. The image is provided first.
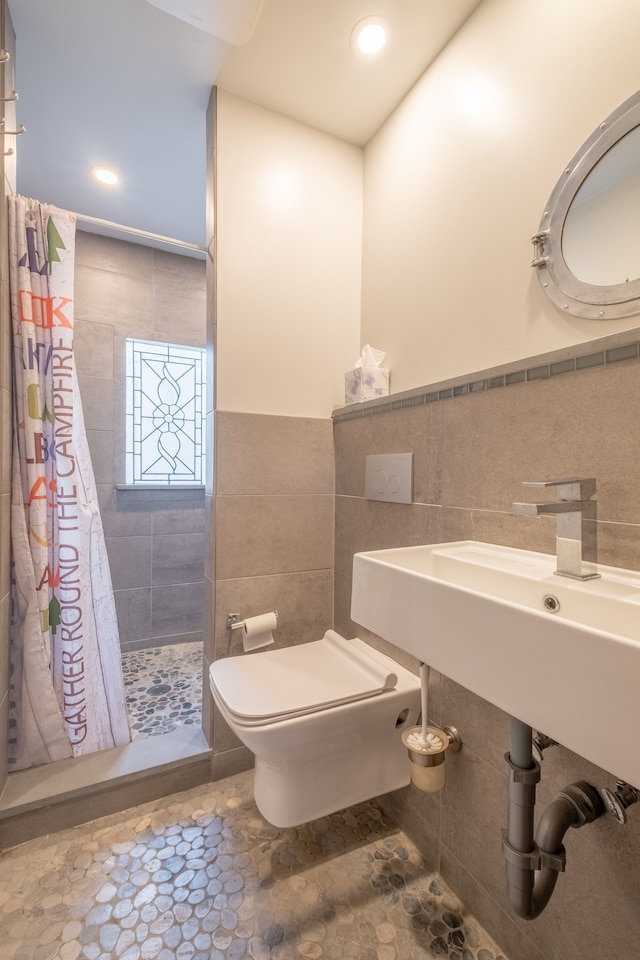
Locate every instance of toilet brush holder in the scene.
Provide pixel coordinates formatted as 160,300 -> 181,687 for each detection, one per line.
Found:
401,724 -> 462,793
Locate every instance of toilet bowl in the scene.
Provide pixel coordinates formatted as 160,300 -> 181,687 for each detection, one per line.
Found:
209,630 -> 421,827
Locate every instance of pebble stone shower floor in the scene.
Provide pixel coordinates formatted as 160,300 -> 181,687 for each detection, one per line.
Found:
0,769 -> 510,960
121,642 -> 203,741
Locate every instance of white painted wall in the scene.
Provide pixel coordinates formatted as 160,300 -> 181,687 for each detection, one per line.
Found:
215,90 -> 362,418
362,0 -> 640,393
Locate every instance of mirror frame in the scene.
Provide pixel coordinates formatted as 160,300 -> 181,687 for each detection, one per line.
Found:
532,90 -> 640,320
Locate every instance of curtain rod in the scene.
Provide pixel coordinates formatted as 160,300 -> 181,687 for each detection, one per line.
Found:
72,211 -> 207,254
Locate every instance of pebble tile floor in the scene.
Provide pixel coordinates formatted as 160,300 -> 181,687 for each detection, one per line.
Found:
121,643 -> 203,741
0,769 -> 509,960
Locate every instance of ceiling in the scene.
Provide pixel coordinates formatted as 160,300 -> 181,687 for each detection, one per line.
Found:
7,0 -> 483,252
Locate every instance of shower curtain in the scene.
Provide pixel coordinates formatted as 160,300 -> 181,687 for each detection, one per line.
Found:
9,196 -> 130,770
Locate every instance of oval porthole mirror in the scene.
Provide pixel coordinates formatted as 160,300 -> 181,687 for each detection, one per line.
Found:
531,90 -> 640,319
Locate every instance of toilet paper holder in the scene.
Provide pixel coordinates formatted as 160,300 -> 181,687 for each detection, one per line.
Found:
226,611 -> 278,631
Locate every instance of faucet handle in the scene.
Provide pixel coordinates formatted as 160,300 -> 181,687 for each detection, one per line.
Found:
521,478 -> 597,500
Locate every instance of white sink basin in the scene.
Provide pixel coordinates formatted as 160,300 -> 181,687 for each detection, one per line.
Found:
351,540 -> 640,787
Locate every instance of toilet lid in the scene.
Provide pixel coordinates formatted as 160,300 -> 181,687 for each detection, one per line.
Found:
209,630 -> 398,724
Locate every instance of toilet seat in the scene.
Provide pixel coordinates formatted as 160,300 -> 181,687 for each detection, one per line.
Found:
209,630 -> 398,726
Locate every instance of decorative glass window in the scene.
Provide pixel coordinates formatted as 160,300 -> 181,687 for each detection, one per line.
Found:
125,339 -> 206,485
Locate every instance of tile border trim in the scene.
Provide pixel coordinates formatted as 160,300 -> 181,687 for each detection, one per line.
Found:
332,330 -> 640,421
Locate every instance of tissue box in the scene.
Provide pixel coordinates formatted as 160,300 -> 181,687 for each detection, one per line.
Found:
344,367 -> 390,405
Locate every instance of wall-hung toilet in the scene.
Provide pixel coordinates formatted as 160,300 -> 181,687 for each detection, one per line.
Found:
209,630 -> 421,828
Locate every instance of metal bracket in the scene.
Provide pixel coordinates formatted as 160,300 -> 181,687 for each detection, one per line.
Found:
601,780 -> 640,824
442,725 -> 462,752
532,732 -> 559,763
530,230 -> 549,268
502,832 -> 566,872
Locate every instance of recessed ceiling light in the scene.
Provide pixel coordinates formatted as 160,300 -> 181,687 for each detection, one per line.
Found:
351,16 -> 388,55
93,167 -> 119,186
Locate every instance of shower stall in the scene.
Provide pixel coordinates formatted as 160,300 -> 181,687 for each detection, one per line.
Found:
71,227 -> 208,745
0,220 -> 211,844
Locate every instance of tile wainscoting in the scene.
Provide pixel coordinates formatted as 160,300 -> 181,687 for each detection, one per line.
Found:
207,411 -> 335,761
333,335 -> 640,960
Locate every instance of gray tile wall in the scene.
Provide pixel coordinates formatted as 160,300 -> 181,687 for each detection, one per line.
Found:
334,358 -> 640,960
74,231 -> 207,652
0,0 -> 16,797
208,411 -> 335,764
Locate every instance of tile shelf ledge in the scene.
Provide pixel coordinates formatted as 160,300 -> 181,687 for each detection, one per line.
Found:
333,326 -> 640,421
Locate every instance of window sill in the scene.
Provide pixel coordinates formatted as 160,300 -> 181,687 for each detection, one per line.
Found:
114,484 -> 205,503
115,484 -> 205,491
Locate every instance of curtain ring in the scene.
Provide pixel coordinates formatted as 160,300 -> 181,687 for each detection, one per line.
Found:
1,122 -> 25,136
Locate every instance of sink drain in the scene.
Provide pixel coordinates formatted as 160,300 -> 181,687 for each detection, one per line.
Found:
543,594 -> 560,613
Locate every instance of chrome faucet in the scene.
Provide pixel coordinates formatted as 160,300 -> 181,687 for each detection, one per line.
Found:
512,478 -> 600,580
